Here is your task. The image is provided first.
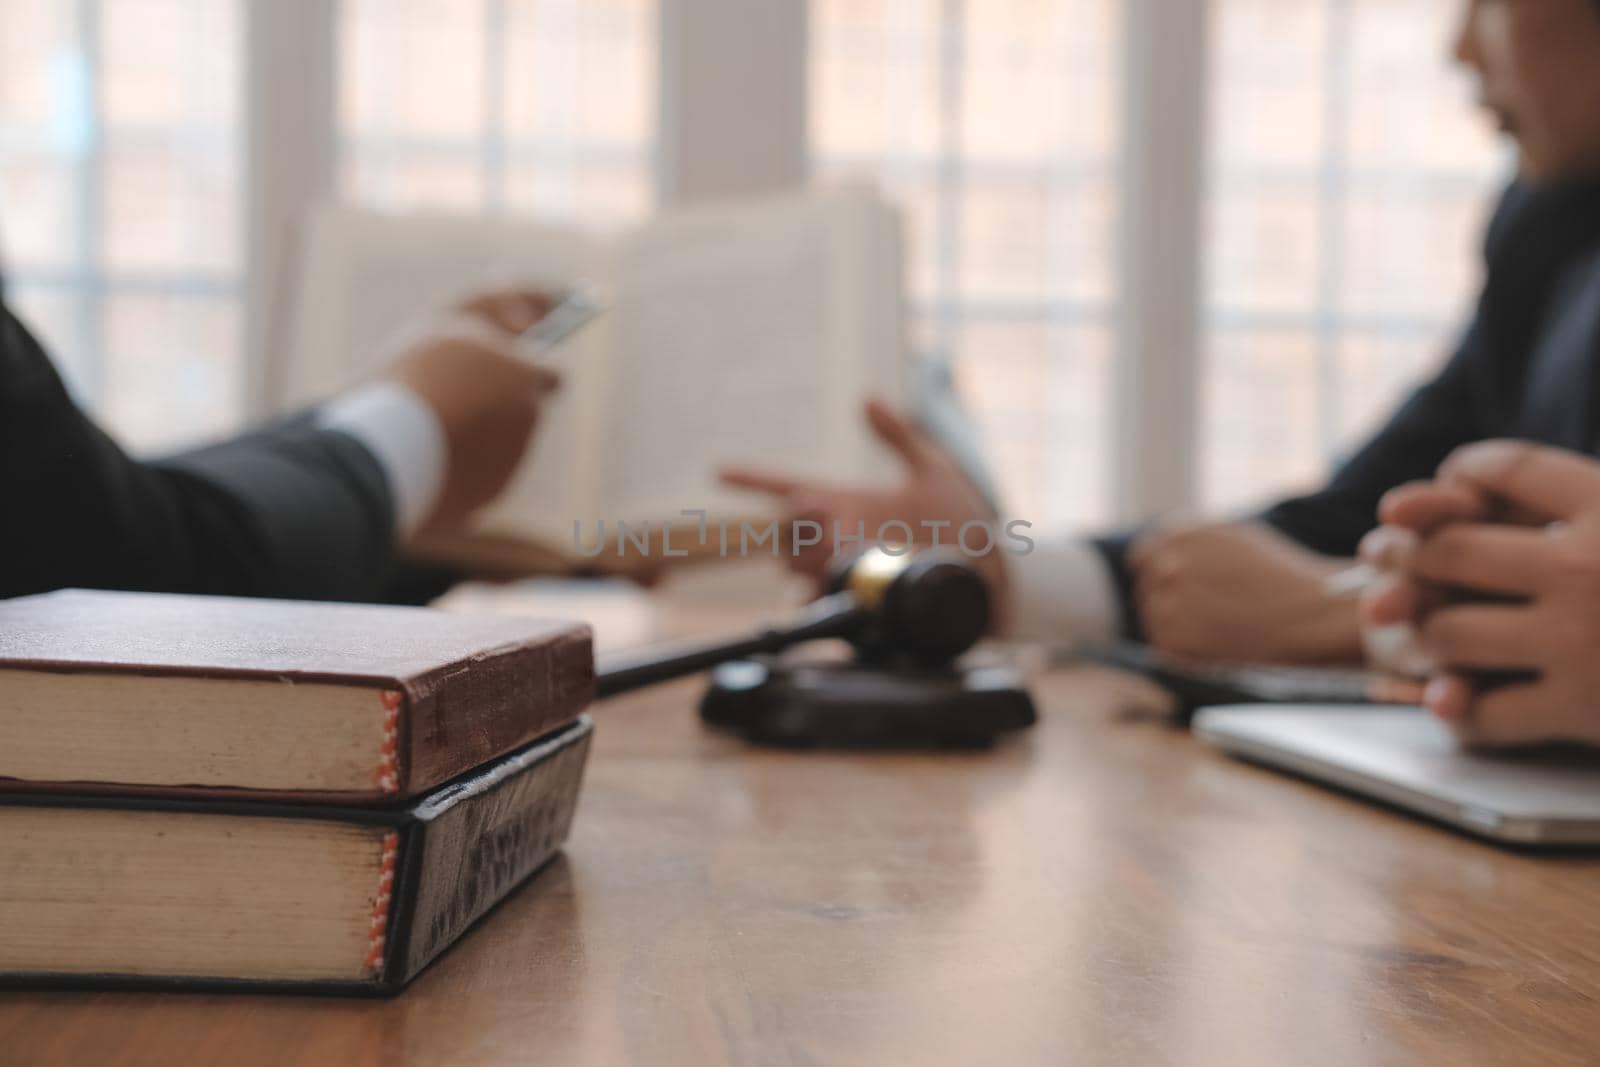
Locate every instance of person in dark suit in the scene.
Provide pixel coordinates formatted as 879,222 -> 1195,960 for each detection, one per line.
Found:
1,285 -> 558,602
721,0 -> 1600,672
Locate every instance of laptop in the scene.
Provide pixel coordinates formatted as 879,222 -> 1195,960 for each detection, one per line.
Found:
1074,641 -> 1378,718
1194,704 -> 1600,846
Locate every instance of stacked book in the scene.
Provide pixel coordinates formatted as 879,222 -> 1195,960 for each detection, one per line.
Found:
0,588 -> 595,994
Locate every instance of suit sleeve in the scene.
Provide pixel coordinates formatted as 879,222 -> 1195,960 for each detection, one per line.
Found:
1,305 -> 400,601
1075,185 -> 1541,643
1256,184 -> 1547,556
1255,317 -> 1489,557
1083,309 -> 1494,641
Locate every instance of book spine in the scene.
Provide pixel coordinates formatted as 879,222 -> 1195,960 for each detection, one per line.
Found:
401,626 -> 595,795
387,721 -> 593,985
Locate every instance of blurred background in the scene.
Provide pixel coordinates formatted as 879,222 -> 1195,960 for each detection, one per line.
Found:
0,0 -> 1506,534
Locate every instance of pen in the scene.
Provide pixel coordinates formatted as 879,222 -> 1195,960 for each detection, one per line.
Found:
516,285 -> 608,366
1324,562 -> 1382,598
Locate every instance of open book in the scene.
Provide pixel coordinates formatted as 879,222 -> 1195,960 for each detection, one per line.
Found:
283,185 -> 907,576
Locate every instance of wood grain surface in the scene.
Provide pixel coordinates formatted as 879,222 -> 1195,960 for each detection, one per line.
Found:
3,663 -> 1598,1066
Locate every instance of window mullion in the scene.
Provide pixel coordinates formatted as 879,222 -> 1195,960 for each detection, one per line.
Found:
483,0 -> 508,212
932,0 -> 964,360
244,0 -> 337,416
1113,0 -> 1210,521
1313,0 -> 1353,458
656,0 -> 808,205
75,0 -> 106,403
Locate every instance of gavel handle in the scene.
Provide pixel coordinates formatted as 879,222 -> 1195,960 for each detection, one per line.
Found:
595,592 -> 865,699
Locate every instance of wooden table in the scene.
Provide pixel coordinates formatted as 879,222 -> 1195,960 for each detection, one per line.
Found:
3,665 -> 1599,1066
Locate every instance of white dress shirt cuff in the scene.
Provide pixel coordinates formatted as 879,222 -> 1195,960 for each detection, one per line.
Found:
1006,536 -> 1120,645
317,382 -> 447,539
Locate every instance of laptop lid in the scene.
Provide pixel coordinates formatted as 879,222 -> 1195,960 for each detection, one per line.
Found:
1194,704 -> 1600,846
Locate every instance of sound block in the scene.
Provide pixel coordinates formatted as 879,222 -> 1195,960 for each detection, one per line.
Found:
699,657 -> 1037,748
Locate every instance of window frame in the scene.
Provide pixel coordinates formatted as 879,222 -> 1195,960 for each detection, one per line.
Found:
242,0 -> 1211,523
5,0 -> 249,438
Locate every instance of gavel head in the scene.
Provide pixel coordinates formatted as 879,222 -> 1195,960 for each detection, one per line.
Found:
827,547 -> 992,666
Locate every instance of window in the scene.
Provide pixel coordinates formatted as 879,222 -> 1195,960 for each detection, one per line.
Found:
1202,0 -> 1504,511
339,0 -> 658,226
811,0 -> 1123,530
0,0 -> 243,453
0,0 -> 1512,527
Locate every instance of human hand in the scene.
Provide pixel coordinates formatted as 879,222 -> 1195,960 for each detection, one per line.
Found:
381,288 -> 559,532
718,398 -> 1009,622
1361,440 -> 1600,748
1353,473 -> 1489,699
1128,520 -> 1361,663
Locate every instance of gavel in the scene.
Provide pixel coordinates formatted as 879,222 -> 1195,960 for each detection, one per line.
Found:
595,547 -> 993,699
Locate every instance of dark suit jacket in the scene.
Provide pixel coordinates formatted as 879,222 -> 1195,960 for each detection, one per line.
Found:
1097,178 -> 1600,640
0,300 -> 403,602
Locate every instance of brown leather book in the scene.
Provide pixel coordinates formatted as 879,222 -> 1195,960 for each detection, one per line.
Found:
0,716 -> 592,994
0,589 -> 594,803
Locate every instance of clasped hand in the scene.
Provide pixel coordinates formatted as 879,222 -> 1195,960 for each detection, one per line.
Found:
1361,440 -> 1600,748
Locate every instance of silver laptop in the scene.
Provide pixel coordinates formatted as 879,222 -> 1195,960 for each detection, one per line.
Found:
1194,704 -> 1600,846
